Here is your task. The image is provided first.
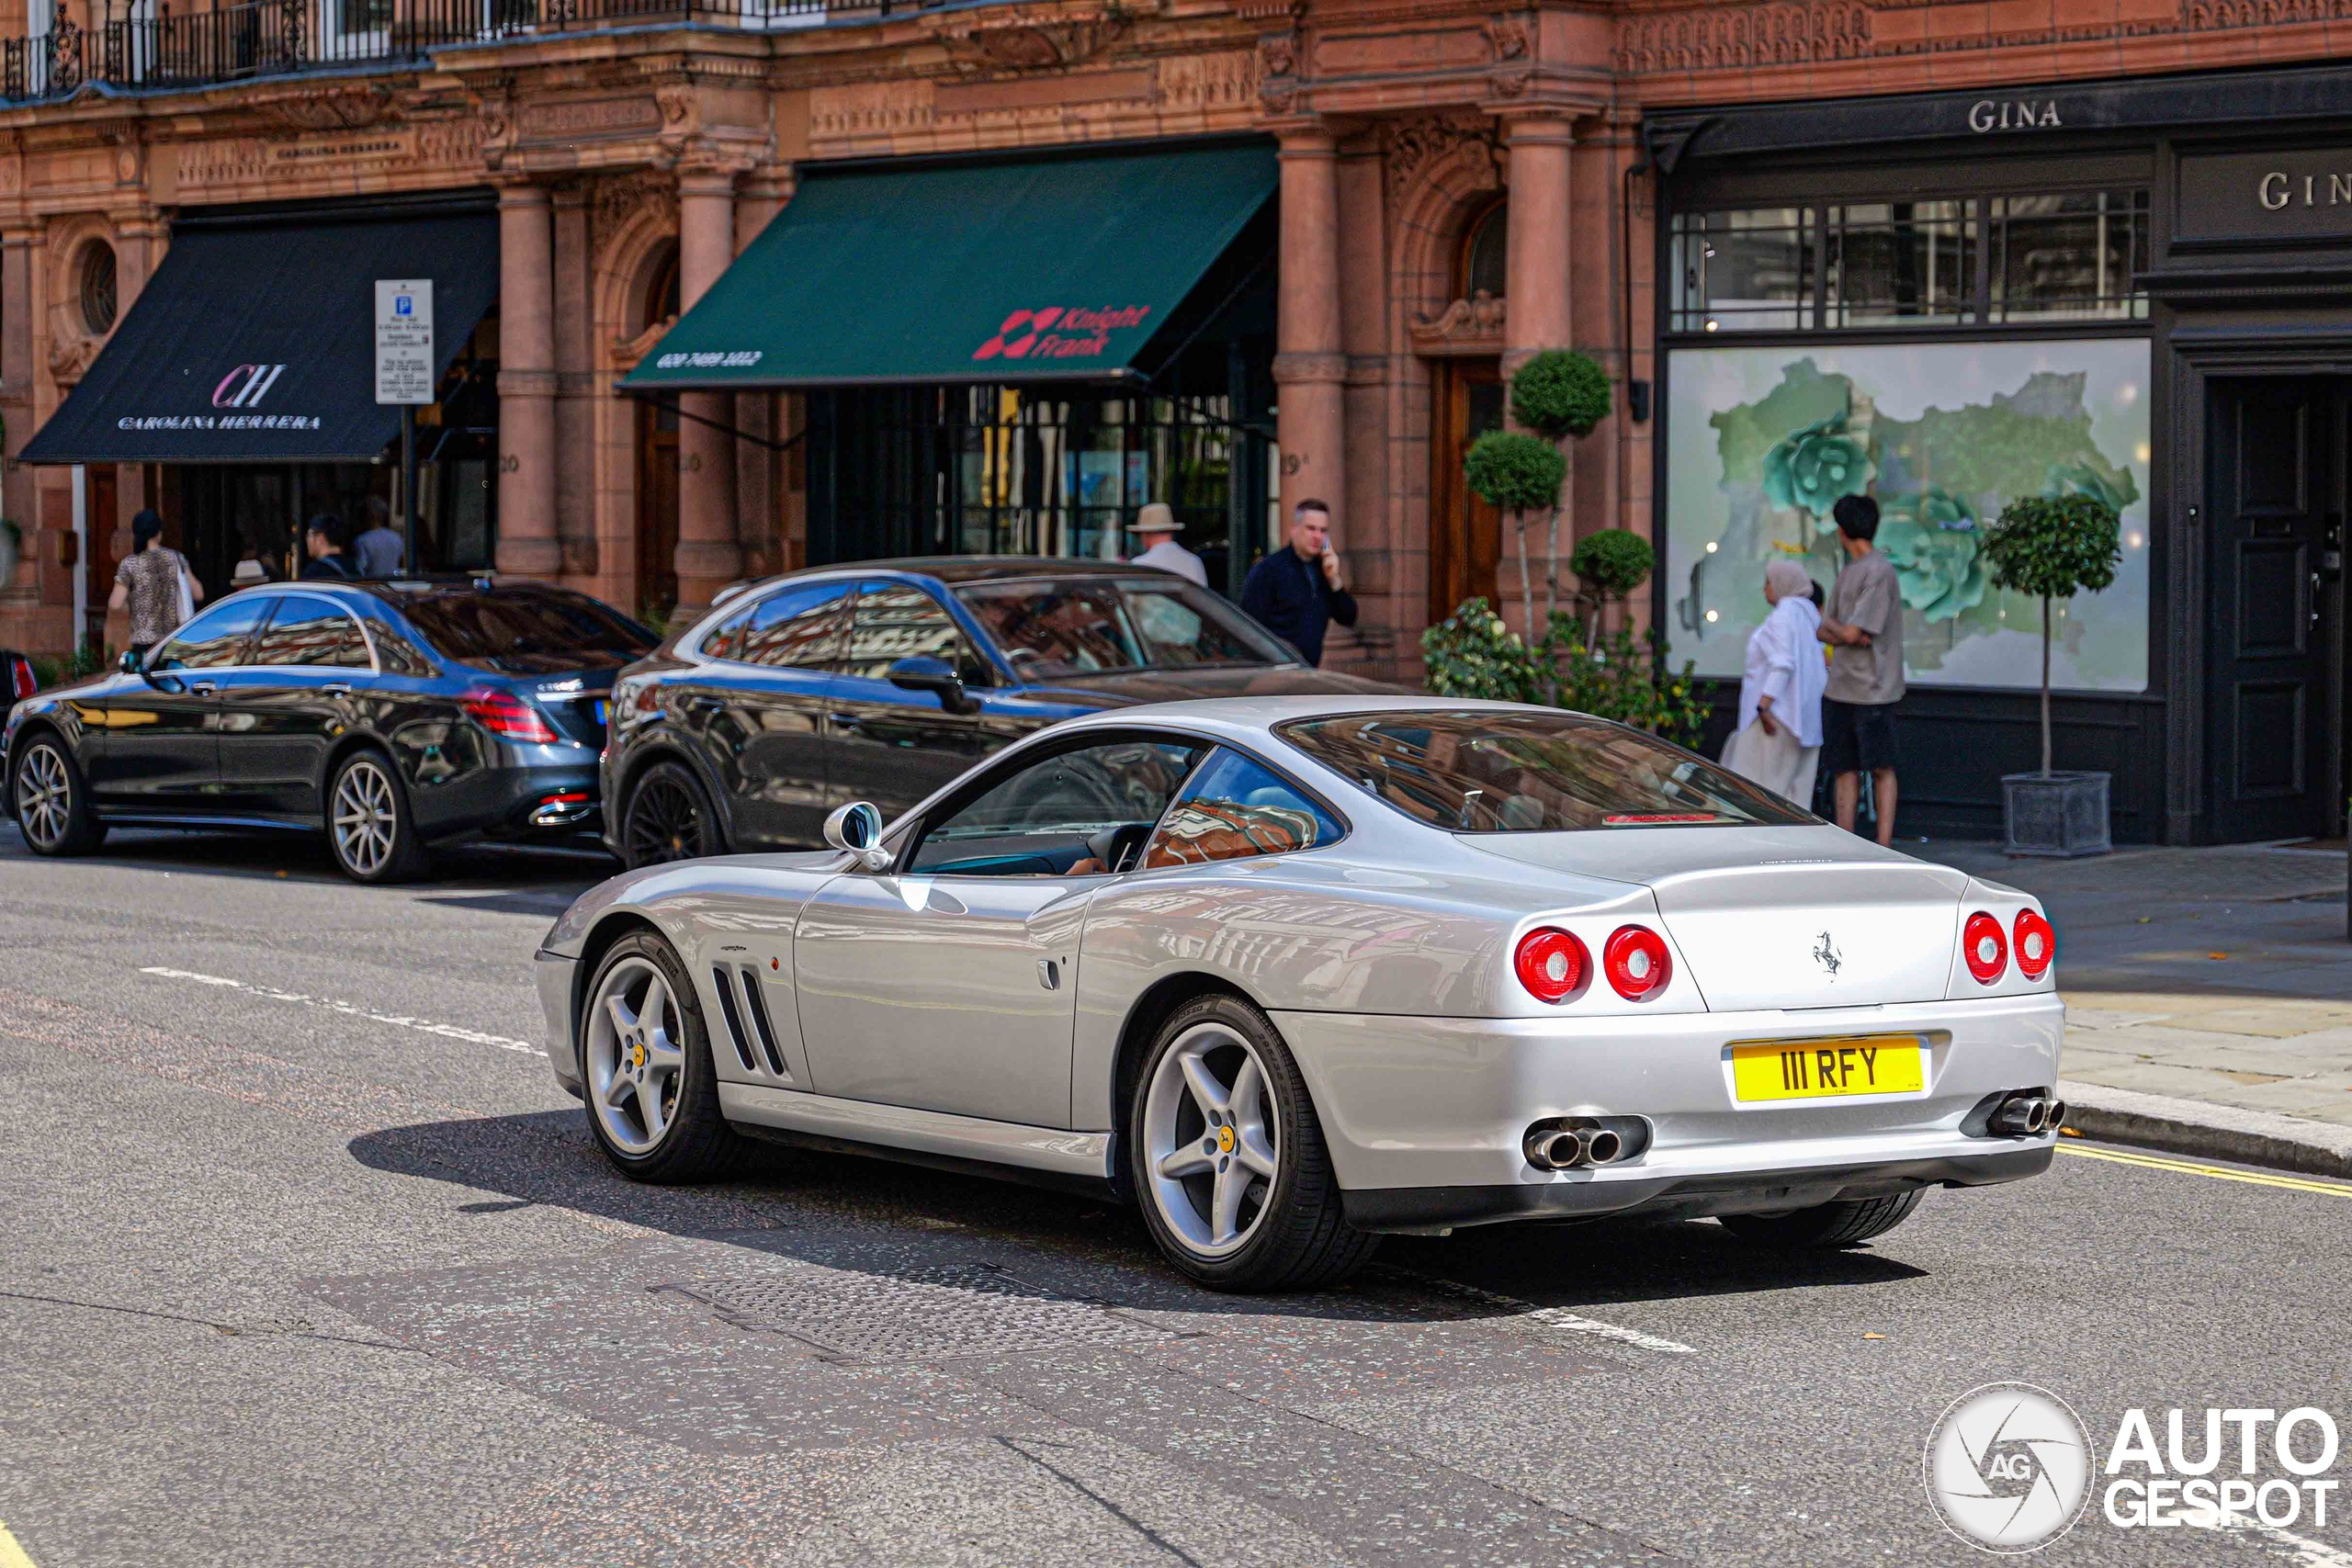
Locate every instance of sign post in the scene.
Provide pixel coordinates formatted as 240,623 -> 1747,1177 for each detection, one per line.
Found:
374,279 -> 434,577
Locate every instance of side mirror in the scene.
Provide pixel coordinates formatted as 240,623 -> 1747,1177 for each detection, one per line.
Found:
118,649 -> 141,675
822,800 -> 891,873
888,654 -> 978,715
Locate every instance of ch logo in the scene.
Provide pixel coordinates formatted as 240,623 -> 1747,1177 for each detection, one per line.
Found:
212,363 -> 287,409
972,308 -> 1062,362
1813,931 -> 1842,980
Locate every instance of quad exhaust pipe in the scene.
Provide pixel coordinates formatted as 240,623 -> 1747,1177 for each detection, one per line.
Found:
1523,1123 -> 1626,1171
1988,1093 -> 2066,1136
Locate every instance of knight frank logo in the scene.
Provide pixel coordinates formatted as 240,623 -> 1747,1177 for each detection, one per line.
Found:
212,363 -> 288,409
973,305 -> 1153,363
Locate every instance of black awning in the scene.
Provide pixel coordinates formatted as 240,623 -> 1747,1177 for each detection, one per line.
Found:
22,201 -> 499,466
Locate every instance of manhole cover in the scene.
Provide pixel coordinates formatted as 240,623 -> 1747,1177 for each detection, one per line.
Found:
670,1263 -> 1173,1362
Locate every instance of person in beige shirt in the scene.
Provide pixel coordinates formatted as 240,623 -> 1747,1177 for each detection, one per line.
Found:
1816,493 -> 1905,845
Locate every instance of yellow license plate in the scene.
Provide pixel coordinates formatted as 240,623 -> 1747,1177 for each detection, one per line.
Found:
1730,1036 -> 1927,1102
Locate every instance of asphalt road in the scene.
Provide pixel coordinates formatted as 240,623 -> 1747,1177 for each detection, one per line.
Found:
4,826 -> 2350,1568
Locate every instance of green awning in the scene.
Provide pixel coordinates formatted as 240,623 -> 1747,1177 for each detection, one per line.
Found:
623,140 -> 1276,391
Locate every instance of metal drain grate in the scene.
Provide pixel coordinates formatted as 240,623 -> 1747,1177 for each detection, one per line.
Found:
672,1263 -> 1173,1361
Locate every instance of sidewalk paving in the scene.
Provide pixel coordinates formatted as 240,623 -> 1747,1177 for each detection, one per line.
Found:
1919,838 -> 2352,1174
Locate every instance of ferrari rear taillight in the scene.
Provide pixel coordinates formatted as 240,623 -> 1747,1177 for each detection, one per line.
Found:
1602,925 -> 1671,1000
2013,909 -> 2055,980
1513,928 -> 1588,1004
1963,911 -> 2008,985
461,688 -> 560,743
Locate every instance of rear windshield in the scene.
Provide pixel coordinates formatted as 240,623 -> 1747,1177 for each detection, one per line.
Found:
1275,709 -> 1815,832
399,592 -> 656,669
955,577 -> 1295,679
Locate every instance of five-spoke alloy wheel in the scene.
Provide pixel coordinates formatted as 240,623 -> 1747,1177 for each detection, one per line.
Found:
327,750 -> 423,884
580,931 -> 743,1182
622,761 -> 718,869
11,734 -> 103,855
1130,994 -> 1375,1292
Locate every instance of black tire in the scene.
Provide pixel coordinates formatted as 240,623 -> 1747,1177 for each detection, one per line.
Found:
579,931 -> 746,1184
10,731 -> 105,855
1718,1190 -> 1923,1248
621,760 -> 719,869
1128,994 -> 1379,1292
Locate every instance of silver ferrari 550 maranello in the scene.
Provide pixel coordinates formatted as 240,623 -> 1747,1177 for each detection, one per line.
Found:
536,696 -> 2064,1292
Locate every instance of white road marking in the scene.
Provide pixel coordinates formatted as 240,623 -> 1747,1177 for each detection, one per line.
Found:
2207,1517 -> 2352,1568
138,966 -> 547,1058
1377,1268 -> 1699,1355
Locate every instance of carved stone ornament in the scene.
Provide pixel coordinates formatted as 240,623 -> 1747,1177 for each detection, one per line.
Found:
1612,1 -> 1871,75
1411,290 -> 1506,356
935,7 -> 1135,73
48,324 -> 102,387
1486,17 -> 1528,60
656,85 -> 695,126
1381,115 -> 1499,205
1487,62 -> 1532,97
594,172 -> 678,249
1257,26 -> 1301,111
253,82 -> 400,131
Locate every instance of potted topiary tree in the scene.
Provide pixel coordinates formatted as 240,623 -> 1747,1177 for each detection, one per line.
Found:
1510,350 -> 1612,625
1568,527 -> 1653,640
1978,491 -> 2123,857
1464,429 -> 1566,641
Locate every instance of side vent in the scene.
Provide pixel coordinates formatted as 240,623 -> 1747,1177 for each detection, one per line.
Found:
735,965 -> 789,1080
708,965 -> 757,1072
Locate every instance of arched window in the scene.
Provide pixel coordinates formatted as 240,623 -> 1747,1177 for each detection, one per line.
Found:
1461,202 -> 1507,300
80,241 -> 118,334
644,243 -> 680,331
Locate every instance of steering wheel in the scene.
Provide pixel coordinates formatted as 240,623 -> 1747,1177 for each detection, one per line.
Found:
1083,822 -> 1154,874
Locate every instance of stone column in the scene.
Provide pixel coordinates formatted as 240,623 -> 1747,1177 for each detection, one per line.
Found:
1272,122 -> 1346,546
732,169 -> 790,579
550,184 -> 596,582
673,162 -> 741,617
1502,113 -> 1575,374
495,181 -> 560,580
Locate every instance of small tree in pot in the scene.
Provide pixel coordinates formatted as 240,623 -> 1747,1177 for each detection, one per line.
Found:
1510,351 -> 1612,626
1464,430 -> 1566,641
1978,492 -> 2122,856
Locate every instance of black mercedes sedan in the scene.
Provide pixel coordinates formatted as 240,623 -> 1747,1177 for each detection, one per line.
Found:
604,558 -> 1406,866
4,578 -> 654,882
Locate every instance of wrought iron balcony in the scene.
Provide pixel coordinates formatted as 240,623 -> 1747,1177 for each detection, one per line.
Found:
1,0 -> 899,101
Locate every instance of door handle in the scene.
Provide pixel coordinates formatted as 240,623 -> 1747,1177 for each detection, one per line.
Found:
190,681 -> 216,696
322,683 -> 353,697
1036,958 -> 1059,991
828,712 -> 861,727
685,695 -> 725,712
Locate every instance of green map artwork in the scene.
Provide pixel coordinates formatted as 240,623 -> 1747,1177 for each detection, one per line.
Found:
1666,341 -> 2152,693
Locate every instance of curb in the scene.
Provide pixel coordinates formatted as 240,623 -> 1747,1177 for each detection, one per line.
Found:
2058,1078 -> 2352,1182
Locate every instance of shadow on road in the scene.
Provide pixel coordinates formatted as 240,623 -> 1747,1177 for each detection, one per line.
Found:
4,819 -> 611,892
348,1107 -> 1928,1323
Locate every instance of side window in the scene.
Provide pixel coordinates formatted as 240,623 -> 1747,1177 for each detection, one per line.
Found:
152,597 -> 274,671
844,583 -> 988,686
252,596 -> 371,669
909,739 -> 1204,877
1142,748 -> 1342,870
707,581 -> 851,670
368,620 -> 435,678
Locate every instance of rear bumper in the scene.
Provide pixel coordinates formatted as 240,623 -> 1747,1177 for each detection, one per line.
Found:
1344,1146 -> 2052,1233
412,756 -> 602,845
1275,992 -> 2064,1230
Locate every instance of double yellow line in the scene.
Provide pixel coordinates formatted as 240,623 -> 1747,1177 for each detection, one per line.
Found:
0,1522 -> 38,1568
2062,1142 -> 2352,1200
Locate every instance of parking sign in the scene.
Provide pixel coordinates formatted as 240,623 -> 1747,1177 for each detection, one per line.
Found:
374,279 -> 434,405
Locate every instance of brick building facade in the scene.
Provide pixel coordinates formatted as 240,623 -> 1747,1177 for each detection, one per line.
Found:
3,0 -> 2351,841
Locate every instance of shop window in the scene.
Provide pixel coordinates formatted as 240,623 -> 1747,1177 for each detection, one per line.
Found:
1991,189 -> 2150,321
1826,201 -> 1974,327
1669,209 -> 1814,333
1461,201 -> 1508,300
79,241 -> 117,335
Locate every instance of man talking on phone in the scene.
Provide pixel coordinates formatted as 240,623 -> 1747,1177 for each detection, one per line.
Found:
1240,499 -> 1358,668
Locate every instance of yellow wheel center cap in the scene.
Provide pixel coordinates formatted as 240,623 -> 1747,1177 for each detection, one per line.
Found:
630,1043 -> 646,1069
1216,1125 -> 1236,1155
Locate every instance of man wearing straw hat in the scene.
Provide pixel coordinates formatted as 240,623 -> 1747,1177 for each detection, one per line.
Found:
1125,502 -> 1207,587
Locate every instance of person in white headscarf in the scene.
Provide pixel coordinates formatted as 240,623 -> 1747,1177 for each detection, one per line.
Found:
1720,558 -> 1827,808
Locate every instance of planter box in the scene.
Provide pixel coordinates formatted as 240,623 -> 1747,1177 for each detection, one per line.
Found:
2002,771 -> 2111,858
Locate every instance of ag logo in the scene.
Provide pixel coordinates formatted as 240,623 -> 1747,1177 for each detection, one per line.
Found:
1924,1382 -> 2092,1552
